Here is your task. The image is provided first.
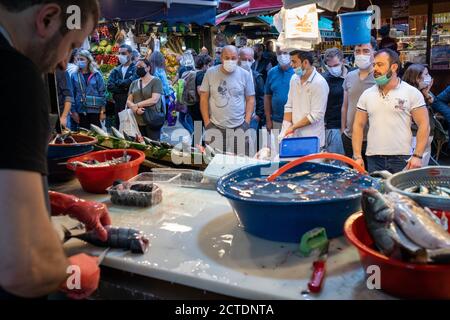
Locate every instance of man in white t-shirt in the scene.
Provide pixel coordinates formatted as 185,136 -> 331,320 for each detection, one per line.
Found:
352,49 -> 430,173
279,50 -> 329,148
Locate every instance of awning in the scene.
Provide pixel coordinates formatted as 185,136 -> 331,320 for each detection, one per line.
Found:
216,0 -> 282,25
283,0 -> 355,12
99,0 -> 218,25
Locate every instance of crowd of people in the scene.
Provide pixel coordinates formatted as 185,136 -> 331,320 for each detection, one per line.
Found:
54,36 -> 450,174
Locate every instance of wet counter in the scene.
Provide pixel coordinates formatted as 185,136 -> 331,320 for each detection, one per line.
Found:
51,180 -> 394,300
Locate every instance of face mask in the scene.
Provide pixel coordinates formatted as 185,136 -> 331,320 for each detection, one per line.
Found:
422,75 -> 432,87
240,61 -> 253,71
136,67 -> 147,78
295,67 -> 304,77
119,55 -> 129,65
223,60 -> 238,73
375,69 -> 393,87
277,54 -> 291,66
354,54 -> 372,70
77,61 -> 87,70
328,65 -> 342,77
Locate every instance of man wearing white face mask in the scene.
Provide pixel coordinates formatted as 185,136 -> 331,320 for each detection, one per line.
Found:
264,47 -> 294,132
322,48 -> 351,155
341,38 -> 377,163
200,45 -> 255,155
107,44 -> 137,128
238,47 -> 265,136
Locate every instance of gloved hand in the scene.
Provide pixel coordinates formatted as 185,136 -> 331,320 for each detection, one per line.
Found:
49,191 -> 112,242
278,120 -> 293,144
60,254 -> 100,300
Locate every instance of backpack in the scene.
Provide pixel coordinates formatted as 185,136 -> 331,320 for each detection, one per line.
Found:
180,70 -> 198,106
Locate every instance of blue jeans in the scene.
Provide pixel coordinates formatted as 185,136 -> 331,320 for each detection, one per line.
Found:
366,155 -> 410,174
325,129 -> 345,155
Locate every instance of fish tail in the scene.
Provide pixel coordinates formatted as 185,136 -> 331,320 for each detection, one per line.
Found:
62,225 -> 73,243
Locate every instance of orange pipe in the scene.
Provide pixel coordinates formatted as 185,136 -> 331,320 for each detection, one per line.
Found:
267,153 -> 367,182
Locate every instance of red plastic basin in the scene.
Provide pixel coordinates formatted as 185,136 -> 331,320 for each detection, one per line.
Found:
344,212 -> 450,299
67,149 -> 145,194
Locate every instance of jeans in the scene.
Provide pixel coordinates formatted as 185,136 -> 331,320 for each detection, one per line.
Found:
205,121 -> 255,156
341,133 -> 368,165
325,129 -> 345,155
139,125 -> 161,141
366,155 -> 410,174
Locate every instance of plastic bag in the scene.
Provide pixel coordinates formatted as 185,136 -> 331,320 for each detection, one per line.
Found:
119,106 -> 141,137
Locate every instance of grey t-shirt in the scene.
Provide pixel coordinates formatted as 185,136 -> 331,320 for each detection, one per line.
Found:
200,65 -> 255,129
129,77 -> 163,126
343,69 -> 376,139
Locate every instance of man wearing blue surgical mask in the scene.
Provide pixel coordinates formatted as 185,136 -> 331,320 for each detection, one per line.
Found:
352,49 -> 430,174
341,38 -> 377,163
279,50 -> 329,149
322,48 -> 351,155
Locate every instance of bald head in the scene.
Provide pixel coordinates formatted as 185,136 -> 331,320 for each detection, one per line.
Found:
221,45 -> 239,67
222,45 -> 238,57
239,47 -> 254,59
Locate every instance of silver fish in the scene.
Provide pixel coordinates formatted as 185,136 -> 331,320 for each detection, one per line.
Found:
386,192 -> 450,250
111,127 -> 125,140
90,124 -> 109,137
420,185 -> 429,195
404,186 -> 419,193
361,189 -> 397,256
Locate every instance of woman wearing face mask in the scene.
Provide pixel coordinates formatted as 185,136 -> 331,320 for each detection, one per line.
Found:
321,48 -> 351,155
403,64 -> 437,166
71,50 -> 106,130
127,59 -> 164,141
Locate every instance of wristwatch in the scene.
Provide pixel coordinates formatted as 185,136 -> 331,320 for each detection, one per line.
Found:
352,155 -> 363,160
413,154 -> 423,159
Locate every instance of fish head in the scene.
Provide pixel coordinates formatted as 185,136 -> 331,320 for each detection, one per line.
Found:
362,189 -> 394,223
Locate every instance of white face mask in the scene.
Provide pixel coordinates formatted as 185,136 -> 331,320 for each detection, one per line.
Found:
240,60 -> 253,71
327,65 -> 342,77
422,74 -> 432,87
354,54 -> 372,70
119,55 -> 129,65
223,60 -> 238,73
277,54 -> 291,66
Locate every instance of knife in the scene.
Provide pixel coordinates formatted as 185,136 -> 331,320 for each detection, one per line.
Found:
308,241 -> 329,294
97,248 -> 110,266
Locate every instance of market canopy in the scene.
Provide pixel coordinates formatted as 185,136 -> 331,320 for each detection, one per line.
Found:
99,0 -> 218,25
216,0 -> 283,25
283,0 -> 355,12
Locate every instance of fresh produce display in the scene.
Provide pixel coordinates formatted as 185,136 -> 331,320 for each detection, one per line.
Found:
161,47 -> 179,81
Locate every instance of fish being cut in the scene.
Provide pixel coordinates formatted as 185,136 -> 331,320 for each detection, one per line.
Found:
64,225 -> 150,254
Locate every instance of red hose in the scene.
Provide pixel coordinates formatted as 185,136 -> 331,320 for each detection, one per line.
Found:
267,153 -> 367,182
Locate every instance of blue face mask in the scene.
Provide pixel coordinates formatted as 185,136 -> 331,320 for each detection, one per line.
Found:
78,61 -> 87,70
295,67 -> 304,77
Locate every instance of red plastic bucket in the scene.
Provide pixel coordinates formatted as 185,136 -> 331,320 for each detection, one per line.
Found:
344,212 -> 450,299
67,149 -> 145,194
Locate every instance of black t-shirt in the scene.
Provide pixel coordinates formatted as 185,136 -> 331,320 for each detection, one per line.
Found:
0,34 -> 50,175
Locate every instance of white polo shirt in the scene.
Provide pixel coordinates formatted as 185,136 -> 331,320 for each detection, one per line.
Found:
284,67 -> 329,147
357,80 -> 426,156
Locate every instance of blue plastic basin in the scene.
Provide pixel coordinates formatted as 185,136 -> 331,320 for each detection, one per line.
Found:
217,162 -> 380,243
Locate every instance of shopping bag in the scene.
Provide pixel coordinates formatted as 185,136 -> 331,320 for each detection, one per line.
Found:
118,107 -> 141,137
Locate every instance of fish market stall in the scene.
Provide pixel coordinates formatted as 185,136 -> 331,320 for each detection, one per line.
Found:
52,175 -> 394,300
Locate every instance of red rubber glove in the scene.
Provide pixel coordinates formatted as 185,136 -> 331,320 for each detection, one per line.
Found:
60,254 -> 100,300
49,191 -> 112,241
